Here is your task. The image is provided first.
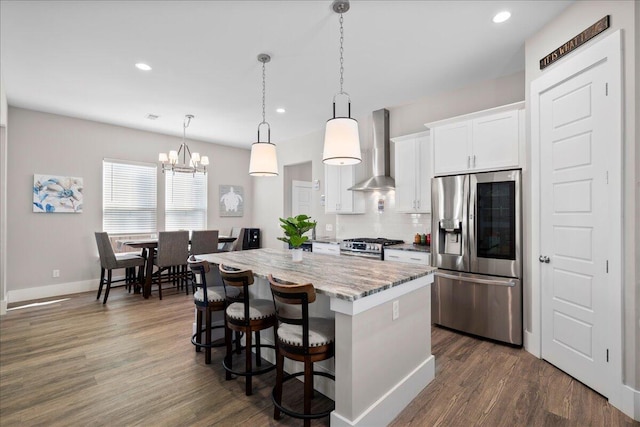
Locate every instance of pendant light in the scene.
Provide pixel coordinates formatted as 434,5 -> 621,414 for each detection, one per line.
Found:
322,0 -> 361,166
249,53 -> 279,176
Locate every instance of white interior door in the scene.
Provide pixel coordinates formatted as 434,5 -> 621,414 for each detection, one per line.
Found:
538,34 -> 620,398
292,180 -> 312,217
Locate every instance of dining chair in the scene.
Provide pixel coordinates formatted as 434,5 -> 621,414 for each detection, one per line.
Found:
219,264 -> 277,396
267,274 -> 335,426
190,230 -> 219,255
94,232 -> 146,304
231,228 -> 246,251
152,230 -> 190,299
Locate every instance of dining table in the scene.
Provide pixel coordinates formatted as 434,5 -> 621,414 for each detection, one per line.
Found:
117,235 -> 236,298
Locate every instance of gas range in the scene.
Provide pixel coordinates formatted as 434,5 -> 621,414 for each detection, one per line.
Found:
340,238 -> 404,260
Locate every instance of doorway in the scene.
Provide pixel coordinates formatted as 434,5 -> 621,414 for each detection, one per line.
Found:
530,30 -> 622,399
282,161 -> 312,218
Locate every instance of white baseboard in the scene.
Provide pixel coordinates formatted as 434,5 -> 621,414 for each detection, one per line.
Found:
523,329 -> 540,358
6,279 -> 99,304
330,355 -> 436,427
613,384 -> 640,422
0,298 -> 6,315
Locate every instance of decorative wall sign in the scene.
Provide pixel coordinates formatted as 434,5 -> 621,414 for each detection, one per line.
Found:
33,174 -> 83,213
540,15 -> 610,70
219,185 -> 244,217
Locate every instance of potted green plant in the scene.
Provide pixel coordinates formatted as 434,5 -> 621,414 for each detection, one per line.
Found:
277,214 -> 317,261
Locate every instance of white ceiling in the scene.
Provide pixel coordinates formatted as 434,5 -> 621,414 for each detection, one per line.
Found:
0,0 -> 573,149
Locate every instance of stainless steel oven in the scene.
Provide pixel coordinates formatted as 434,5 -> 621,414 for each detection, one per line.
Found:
340,238 -> 404,260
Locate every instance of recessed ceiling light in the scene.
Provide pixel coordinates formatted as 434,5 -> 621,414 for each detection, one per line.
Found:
493,11 -> 511,23
135,63 -> 152,71
276,108 -> 286,114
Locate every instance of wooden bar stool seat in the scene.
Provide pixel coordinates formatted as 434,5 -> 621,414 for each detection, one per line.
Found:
267,274 -> 335,427
219,264 -> 277,396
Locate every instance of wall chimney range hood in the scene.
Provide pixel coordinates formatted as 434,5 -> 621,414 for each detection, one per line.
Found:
348,108 -> 395,191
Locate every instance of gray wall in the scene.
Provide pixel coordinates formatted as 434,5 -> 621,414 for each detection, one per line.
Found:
525,0 -> 638,389
6,107 -> 253,301
0,74 -> 6,313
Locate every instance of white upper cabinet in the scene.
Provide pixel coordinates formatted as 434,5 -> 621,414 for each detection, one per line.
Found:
392,131 -> 432,213
427,102 -> 524,176
325,164 -> 365,214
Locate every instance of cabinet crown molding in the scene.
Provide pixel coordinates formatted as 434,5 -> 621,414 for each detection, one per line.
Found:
391,130 -> 430,143
424,101 -> 524,130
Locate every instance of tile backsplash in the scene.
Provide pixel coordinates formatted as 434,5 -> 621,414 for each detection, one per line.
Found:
335,191 -> 431,241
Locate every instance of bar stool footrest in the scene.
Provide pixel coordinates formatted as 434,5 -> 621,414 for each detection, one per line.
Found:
272,371 -> 335,420
222,343 -> 276,377
191,324 -> 226,349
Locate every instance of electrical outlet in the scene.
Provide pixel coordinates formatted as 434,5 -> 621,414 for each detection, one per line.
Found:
392,300 -> 399,320
326,224 -> 333,232
52,269 -> 60,278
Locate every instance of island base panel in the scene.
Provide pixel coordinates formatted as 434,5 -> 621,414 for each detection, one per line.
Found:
331,284 -> 434,426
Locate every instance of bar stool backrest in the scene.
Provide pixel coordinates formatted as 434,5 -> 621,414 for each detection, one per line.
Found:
187,257 -> 211,307
268,275 -> 316,351
218,264 -> 254,321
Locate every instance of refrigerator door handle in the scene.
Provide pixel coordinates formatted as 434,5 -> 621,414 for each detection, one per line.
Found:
436,271 -> 517,287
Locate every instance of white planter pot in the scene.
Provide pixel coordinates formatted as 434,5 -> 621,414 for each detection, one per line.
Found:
291,248 -> 303,262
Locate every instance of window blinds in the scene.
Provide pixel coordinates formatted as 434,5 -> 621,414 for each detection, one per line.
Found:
165,172 -> 207,231
103,159 -> 157,234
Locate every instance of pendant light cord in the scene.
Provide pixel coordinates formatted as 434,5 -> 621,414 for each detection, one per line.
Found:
339,12 -> 344,94
183,115 -> 191,139
261,59 -> 267,125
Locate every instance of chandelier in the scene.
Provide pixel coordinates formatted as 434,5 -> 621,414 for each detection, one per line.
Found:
322,0 -> 362,166
159,114 -> 209,174
249,53 -> 279,176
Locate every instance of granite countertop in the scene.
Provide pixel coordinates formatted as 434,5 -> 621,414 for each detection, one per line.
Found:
386,243 -> 430,253
310,237 -> 341,244
198,248 -> 435,301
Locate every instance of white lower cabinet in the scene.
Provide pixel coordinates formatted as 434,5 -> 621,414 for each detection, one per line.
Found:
384,249 -> 430,266
312,242 -> 340,256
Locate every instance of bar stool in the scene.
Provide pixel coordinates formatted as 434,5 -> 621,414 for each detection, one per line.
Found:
187,257 -> 239,364
267,274 -> 335,426
218,264 -> 277,396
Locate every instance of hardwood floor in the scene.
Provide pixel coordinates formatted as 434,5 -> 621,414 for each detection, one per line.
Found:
0,288 -> 636,426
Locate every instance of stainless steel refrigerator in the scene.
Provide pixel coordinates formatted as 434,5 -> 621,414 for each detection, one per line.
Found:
431,169 -> 522,345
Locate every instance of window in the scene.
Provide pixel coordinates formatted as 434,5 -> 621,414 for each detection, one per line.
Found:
103,159 -> 157,234
165,172 -> 207,231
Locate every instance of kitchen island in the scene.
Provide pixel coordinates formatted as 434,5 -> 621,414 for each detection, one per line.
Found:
198,248 -> 436,427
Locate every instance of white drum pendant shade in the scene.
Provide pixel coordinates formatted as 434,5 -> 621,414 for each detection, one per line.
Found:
249,142 -> 278,176
323,117 -> 361,165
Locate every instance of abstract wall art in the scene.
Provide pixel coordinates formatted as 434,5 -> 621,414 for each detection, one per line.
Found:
33,174 -> 83,213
